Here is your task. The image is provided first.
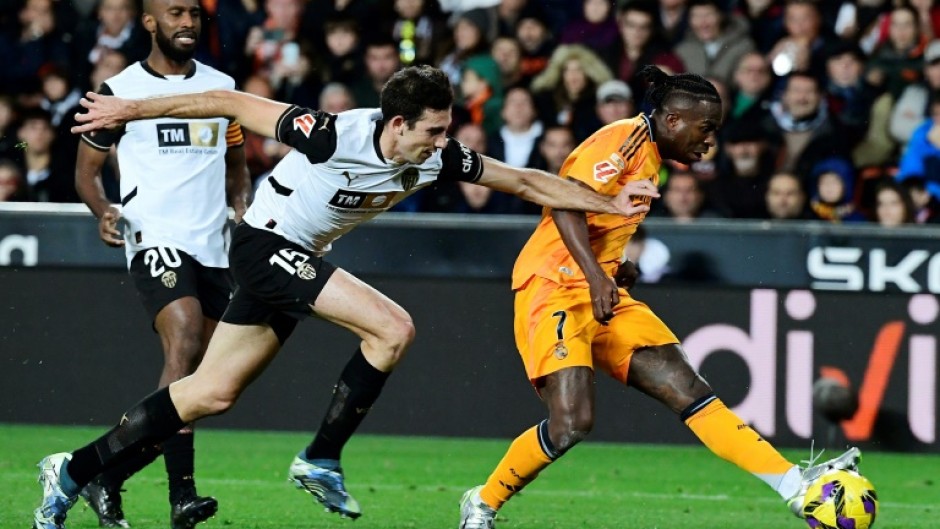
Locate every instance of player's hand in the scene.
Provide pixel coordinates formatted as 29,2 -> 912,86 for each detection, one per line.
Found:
611,179 -> 660,217
98,206 -> 124,247
614,259 -> 639,290
71,92 -> 131,134
587,274 -> 619,324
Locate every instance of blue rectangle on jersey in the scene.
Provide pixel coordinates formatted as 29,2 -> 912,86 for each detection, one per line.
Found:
156,124 -> 191,147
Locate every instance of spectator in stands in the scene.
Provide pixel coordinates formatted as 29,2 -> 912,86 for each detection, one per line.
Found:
530,44 -> 613,142
460,55 -> 503,137
736,0 -> 785,54
0,160 -> 25,202
389,0 -> 448,66
660,170 -> 722,221
318,82 -> 356,114
824,41 -> 876,149
765,171 -> 810,220
728,51 -> 772,123
807,157 -> 866,223
675,0 -> 756,86
13,108 -> 75,202
534,125 -> 576,176
38,65 -> 81,130
70,0 -> 148,90
896,91 -> 940,202
865,4 -> 926,101
594,79 -> 634,126
0,96 -> 19,162
244,0 -> 305,80
350,38 -> 400,109
514,10 -> 554,81
659,0 -> 690,46
767,0 -> 830,80
763,72 -> 848,178
489,86 -> 542,168
490,36 -> 527,90
873,179 -> 916,227
241,74 -> 290,185
0,0 -> 70,95
438,9 -> 493,87
493,0 -> 536,38
212,0 -> 266,81
89,49 -> 127,92
891,39 -> 940,147
559,0 -> 619,55
901,176 -> 940,224
710,119 -> 774,219
319,17 -> 364,86
606,0 -> 684,103
302,0 -> 384,53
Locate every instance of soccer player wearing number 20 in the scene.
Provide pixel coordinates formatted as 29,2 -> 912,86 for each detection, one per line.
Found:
72,1 -> 249,529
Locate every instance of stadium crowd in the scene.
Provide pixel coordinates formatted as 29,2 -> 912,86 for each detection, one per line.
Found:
1,0 -> 939,227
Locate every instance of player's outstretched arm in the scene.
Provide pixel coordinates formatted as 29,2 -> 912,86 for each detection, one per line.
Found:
475,156 -> 658,216
72,90 -> 291,139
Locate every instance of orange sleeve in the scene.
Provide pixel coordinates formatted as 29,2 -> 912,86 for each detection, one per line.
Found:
559,121 -> 645,193
226,121 -> 245,147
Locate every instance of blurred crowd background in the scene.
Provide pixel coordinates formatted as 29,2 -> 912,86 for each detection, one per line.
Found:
1,0 -> 940,228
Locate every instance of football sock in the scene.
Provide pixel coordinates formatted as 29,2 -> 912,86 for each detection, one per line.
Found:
480,420 -> 559,510
67,388 -> 185,490
683,395 -> 795,497
58,461 -> 80,498
94,442 -> 162,486
163,429 -> 197,504
305,349 -> 390,461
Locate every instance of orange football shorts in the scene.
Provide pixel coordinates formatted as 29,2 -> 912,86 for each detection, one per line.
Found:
513,275 -> 678,386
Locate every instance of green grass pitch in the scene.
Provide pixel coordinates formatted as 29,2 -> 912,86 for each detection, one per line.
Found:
3,424 -> 936,528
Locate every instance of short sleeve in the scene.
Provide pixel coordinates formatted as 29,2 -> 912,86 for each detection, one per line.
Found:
274,105 -> 338,163
561,124 -> 644,192
81,82 -> 125,151
437,137 -> 483,183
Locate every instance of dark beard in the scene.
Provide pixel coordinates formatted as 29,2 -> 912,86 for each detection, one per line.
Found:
155,28 -> 197,64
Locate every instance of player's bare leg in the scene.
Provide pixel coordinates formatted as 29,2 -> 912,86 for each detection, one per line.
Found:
461,367 -> 595,528
627,344 -> 859,516
290,268 -> 416,519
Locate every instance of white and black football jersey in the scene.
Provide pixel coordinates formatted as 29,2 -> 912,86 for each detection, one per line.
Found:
81,61 -> 241,268
243,107 -> 484,255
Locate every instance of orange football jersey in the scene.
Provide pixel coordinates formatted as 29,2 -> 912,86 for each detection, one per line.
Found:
512,115 -> 661,289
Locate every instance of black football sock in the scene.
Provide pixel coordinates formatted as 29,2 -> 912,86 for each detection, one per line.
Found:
67,387 -> 185,490
305,349 -> 390,461
93,442 -> 162,487
163,430 -> 197,504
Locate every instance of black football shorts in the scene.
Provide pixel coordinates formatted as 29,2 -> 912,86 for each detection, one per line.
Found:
221,223 -> 336,342
129,246 -> 233,324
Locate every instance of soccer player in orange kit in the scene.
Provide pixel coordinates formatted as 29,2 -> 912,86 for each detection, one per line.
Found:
458,66 -> 861,529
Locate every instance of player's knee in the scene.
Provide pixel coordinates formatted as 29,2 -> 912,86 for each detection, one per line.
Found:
376,313 -> 416,357
551,413 -> 594,452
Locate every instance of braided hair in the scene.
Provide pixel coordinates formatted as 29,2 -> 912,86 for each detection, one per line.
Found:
638,65 -> 721,112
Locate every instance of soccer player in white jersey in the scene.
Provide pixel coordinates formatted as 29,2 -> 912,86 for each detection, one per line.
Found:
31,65 -> 658,529
71,1 -> 249,528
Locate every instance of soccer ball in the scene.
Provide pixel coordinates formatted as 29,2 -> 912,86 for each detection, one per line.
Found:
802,469 -> 878,529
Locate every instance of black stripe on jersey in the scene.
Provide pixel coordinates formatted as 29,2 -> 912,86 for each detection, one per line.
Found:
618,125 -> 645,157
274,105 -> 299,144
267,176 -> 294,196
121,186 -> 138,206
139,60 -> 196,79
274,106 -> 338,163
624,133 -> 649,162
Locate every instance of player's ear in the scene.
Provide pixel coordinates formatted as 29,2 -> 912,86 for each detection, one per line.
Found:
142,12 -> 156,34
387,115 -> 407,136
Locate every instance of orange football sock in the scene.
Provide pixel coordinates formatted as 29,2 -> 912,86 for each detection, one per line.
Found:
684,396 -> 795,490
480,420 -> 557,510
